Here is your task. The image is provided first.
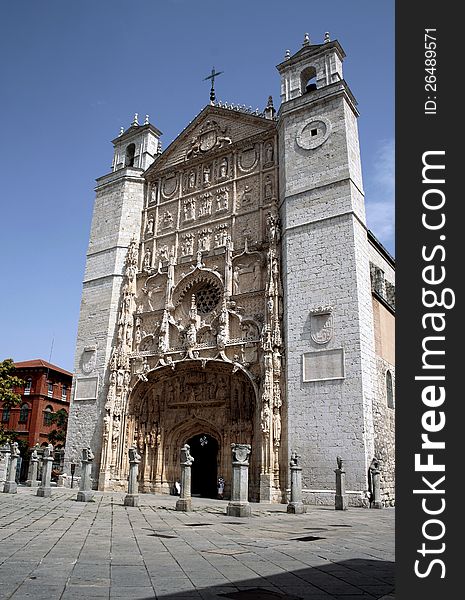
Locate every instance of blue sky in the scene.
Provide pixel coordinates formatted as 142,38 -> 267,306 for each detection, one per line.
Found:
0,0 -> 394,371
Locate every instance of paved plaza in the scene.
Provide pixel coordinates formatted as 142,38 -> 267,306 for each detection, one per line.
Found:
0,489 -> 394,600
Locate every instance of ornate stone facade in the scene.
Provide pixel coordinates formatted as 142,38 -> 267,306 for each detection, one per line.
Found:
65,35 -> 395,505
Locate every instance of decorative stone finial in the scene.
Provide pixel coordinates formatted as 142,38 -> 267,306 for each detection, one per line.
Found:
324,31 -> 331,43
285,49 -> 291,60
132,113 -> 139,126
303,33 -> 310,46
119,126 -> 124,136
264,95 -> 276,120
144,114 -> 149,125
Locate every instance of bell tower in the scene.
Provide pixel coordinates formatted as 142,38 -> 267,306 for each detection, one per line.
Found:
277,34 -> 377,502
64,115 -> 161,481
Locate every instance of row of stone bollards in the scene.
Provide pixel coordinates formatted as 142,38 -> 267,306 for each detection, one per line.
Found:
2,441 -> 384,511
1,442 -> 55,496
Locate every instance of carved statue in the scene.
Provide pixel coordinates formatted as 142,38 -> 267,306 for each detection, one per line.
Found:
128,447 -> 141,463
180,443 -> 194,466
265,142 -> 274,164
188,170 -> 196,188
145,217 -> 154,236
203,165 -> 211,184
143,249 -> 152,270
290,450 -> 300,467
82,447 -> 94,462
233,266 -> 241,295
264,176 -> 273,200
261,402 -> 271,434
219,157 -> 228,178
273,408 -> 281,445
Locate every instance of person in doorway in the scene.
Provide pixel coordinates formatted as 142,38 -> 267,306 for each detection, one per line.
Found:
174,479 -> 181,495
217,476 -> 225,500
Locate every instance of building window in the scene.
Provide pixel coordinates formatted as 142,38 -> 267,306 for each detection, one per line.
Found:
43,405 -> 53,426
125,143 -> 136,167
1,407 -> 10,423
300,66 -> 317,94
19,403 -> 29,423
47,382 -> 53,398
61,384 -> 67,400
386,370 -> 394,408
24,378 -> 32,395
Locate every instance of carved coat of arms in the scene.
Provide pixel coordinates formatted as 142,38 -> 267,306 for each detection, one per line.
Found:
310,309 -> 333,345
186,120 -> 232,159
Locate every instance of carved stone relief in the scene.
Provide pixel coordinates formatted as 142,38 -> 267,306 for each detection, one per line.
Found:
198,192 -> 213,218
214,224 -> 229,248
181,232 -> 195,256
162,173 -> 178,198
237,177 -> 259,211
238,145 -> 259,173
215,187 -> 229,213
186,120 -> 232,160
232,256 -> 262,295
263,141 -> 274,166
145,215 -> 155,237
198,228 -> 212,252
183,198 -> 196,222
264,175 -> 274,202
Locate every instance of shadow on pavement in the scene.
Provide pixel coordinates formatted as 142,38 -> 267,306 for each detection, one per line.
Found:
139,558 -> 395,600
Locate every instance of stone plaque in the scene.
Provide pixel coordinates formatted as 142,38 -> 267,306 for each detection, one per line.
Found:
302,349 -> 345,382
74,376 -> 99,401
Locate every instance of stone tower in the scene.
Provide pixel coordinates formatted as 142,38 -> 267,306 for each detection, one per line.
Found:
64,116 -> 161,483
277,34 -> 377,500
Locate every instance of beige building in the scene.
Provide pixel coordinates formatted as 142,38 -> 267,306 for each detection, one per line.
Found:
65,34 -> 395,505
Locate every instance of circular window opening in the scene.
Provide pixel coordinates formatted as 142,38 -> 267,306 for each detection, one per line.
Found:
194,284 -> 221,315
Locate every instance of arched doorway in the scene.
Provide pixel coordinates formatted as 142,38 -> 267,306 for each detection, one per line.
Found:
125,360 -> 259,498
186,433 -> 218,498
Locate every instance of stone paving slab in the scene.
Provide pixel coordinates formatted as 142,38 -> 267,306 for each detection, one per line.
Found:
0,488 -> 394,599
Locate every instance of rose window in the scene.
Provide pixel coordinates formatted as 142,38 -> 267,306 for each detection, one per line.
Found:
194,283 -> 221,314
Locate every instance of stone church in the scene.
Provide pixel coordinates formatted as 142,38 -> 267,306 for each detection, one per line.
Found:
65,34 -> 395,505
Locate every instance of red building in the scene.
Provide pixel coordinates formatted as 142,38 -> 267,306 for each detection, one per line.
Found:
1,359 -> 72,450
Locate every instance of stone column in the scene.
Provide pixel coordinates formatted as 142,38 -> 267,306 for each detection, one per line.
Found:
176,444 -> 194,512
77,447 -> 95,502
3,442 -> 20,494
369,457 -> 383,509
334,456 -> 348,510
26,446 -> 40,488
227,443 -> 252,517
124,447 -> 141,507
287,450 -> 306,514
0,444 -> 11,487
37,444 -> 54,497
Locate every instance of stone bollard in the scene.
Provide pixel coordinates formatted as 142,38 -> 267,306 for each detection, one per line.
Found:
335,456 -> 348,510
176,444 -> 194,512
0,444 -> 11,486
26,445 -> 40,487
3,442 -> 20,494
124,447 -> 141,507
37,444 -> 54,497
369,457 -> 383,509
287,450 -> 306,514
76,447 -> 95,502
227,443 -> 252,517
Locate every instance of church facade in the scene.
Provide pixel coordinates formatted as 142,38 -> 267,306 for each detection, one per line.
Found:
65,35 -> 395,505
